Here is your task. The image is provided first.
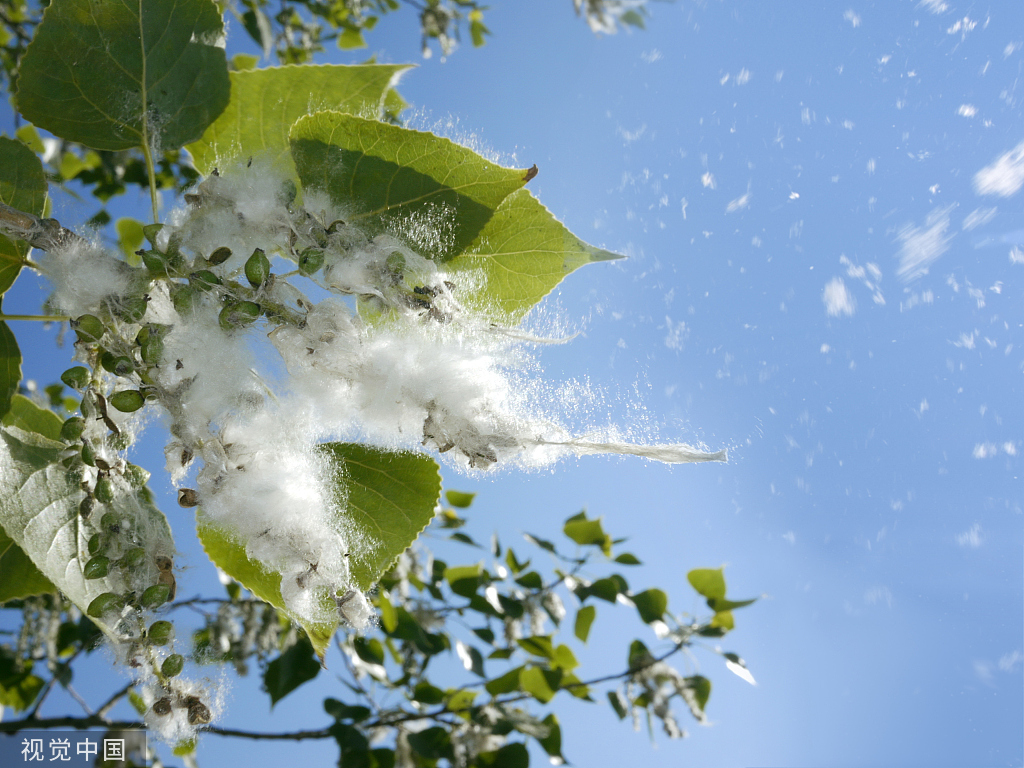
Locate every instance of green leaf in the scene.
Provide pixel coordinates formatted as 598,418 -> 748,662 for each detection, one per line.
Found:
290,112 -> 532,262
0,525 -> 55,602
0,136 -> 47,297
516,635 -> 554,659
537,713 -> 564,763
519,665 -> 556,704
324,698 -> 371,722
187,64 -> 410,178
406,727 -> 451,761
0,426 -> 174,638
0,318 -> 21,422
2,395 -> 64,441
706,596 -> 758,612
15,0 -> 230,152
574,604 -> 596,643
0,664 -> 44,712
478,743 -> 528,768
448,188 -> 621,320
552,644 -> 579,672
711,610 -> 735,631
445,489 -> 476,508
116,218 -> 146,263
607,689 -> 628,720
338,27 -> 367,49
455,640 -> 485,677
444,563 -> 483,598
376,589 -> 398,633
614,552 -> 642,565
562,511 -> 613,555
484,665 -> 523,696
263,636 -> 321,707
632,588 -> 668,624
687,567 -> 727,600
196,517 -> 336,660
412,680 -> 445,704
316,442 -> 441,591
682,675 -> 712,720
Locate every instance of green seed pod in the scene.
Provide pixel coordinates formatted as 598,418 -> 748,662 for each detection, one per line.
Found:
298,247 -> 325,276
81,442 -> 97,467
101,353 -> 135,378
86,592 -> 123,618
245,248 -> 271,287
60,366 -> 90,390
117,295 -> 148,323
122,547 -> 146,568
278,179 -> 297,206
142,584 -> 171,609
189,270 -> 223,292
141,249 -> 170,276
100,511 -> 121,533
87,533 -> 103,556
78,496 -> 94,519
83,555 -> 110,580
60,416 -> 85,442
142,223 -> 164,248
124,464 -> 148,488
148,620 -> 173,645
170,284 -> 199,315
161,654 -> 185,678
218,301 -> 261,331
109,390 -> 145,413
72,315 -> 104,343
385,251 -> 406,275
208,246 -> 232,265
94,477 -> 114,504
137,326 -> 165,366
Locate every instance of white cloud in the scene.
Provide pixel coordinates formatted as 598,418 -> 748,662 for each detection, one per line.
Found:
974,141 -> 1024,197
843,9 -> 861,27
664,316 -> 689,350
917,0 -> 949,13
864,586 -> 893,608
782,531 -> 796,545
972,443 -> 997,459
823,277 -> 856,316
998,651 -> 1021,672
956,523 -> 983,547
896,206 -> 953,282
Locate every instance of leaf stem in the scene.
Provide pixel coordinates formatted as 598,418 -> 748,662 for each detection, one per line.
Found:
141,142 -> 160,224
0,314 -> 69,322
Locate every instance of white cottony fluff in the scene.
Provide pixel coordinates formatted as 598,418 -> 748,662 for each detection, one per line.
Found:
41,239 -> 135,318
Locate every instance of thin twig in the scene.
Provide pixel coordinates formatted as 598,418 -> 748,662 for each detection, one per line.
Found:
96,683 -> 135,718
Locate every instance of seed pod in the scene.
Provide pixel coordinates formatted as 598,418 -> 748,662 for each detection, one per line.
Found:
184,695 -> 211,725
72,315 -> 104,343
86,592 -> 123,618
177,488 -> 199,508
170,284 -> 199,315
142,223 -> 164,248
83,556 -> 110,579
101,354 -> 135,378
148,620 -> 173,645
109,390 -> 145,413
100,512 -> 122,533
298,247 -> 324,276
87,534 -> 103,555
161,654 -> 185,678
152,697 -> 172,716
208,246 -> 232,265
81,442 -> 97,467
121,547 -> 146,569
94,477 -> 114,504
141,249 -> 170,276
117,295 -> 148,323
189,270 -> 223,292
156,556 -> 177,601
245,248 -> 271,287
60,416 -> 85,442
219,301 -> 261,331
124,463 -> 148,488
79,496 -> 94,519
142,584 -> 171,609
278,179 -> 297,206
60,366 -> 90,390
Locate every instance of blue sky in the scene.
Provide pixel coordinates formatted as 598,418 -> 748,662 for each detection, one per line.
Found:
2,1 -> 1022,766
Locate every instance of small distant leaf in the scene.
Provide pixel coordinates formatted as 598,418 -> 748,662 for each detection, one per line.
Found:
687,568 -> 727,600
412,680 -> 445,704
711,610 -> 735,631
562,511 -> 612,555
187,64 -> 410,178
449,532 -> 480,547
538,713 -> 564,763
15,0 -> 230,151
627,640 -> 652,672
116,218 -> 146,263
406,727 -> 451,760
519,666 -> 556,704
324,698 -> 371,723
338,27 -> 367,49
455,641 -> 485,677
574,605 -> 596,643
376,589 -> 398,633
231,53 -> 260,71
0,668 -> 44,711
552,644 -> 579,672
263,636 -> 321,707
706,596 -> 758,612
614,552 -> 642,565
523,533 -> 557,554
607,689 -> 629,720
445,490 -> 476,508
444,563 -> 482,598
485,666 -> 523,696
620,9 -> 646,28
479,743 -> 529,768
632,588 -> 668,624
517,636 -> 554,659
682,675 -> 712,718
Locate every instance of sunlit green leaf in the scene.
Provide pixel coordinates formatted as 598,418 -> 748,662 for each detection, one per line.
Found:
687,567 -> 727,600
484,665 -> 523,696
632,588 -> 668,624
538,713 -> 564,763
445,490 -> 476,508
562,511 -> 613,555
290,111 -> 531,261
519,665 -> 556,703
448,188 -> 620,320
478,742 -> 529,768
2,394 -> 63,441
0,525 -> 55,602
574,604 -> 596,643
187,64 -> 409,178
317,442 -> 441,591
15,0 -> 229,152
0,315 -> 20,422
